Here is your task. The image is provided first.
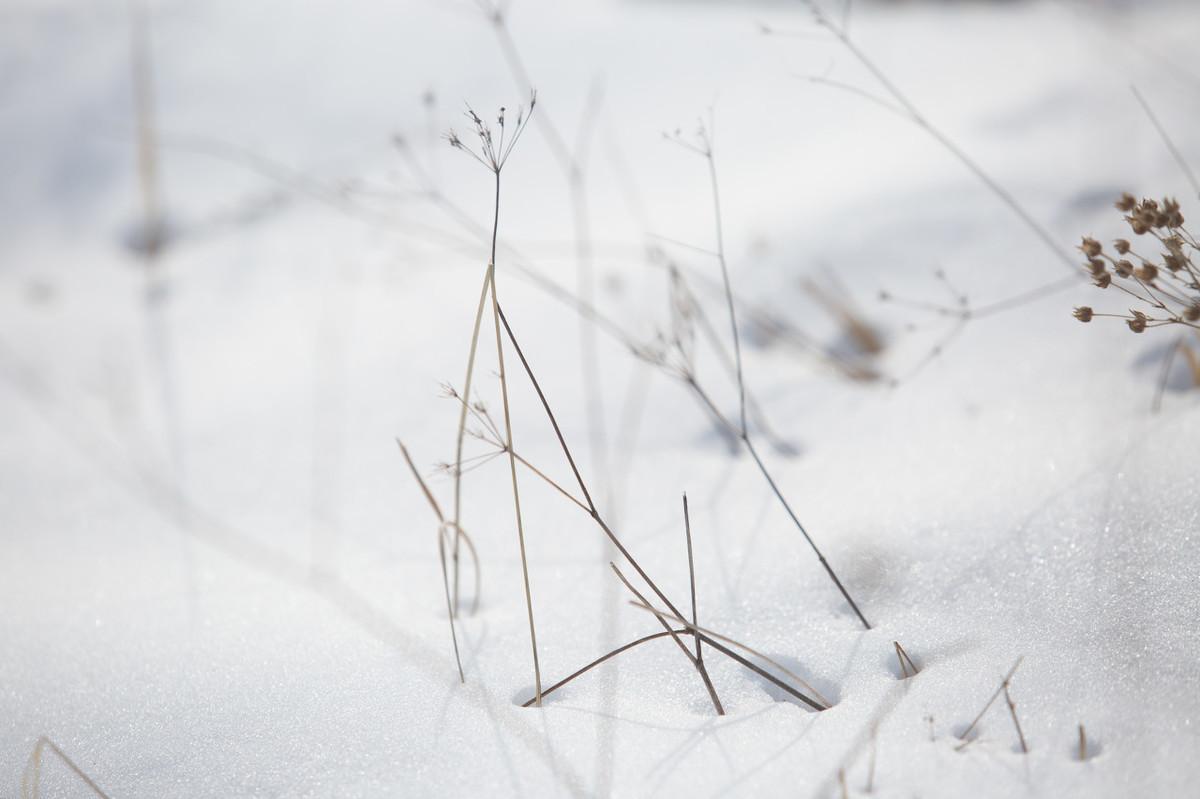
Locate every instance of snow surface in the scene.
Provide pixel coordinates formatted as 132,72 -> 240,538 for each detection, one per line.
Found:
1,0 -> 1199,796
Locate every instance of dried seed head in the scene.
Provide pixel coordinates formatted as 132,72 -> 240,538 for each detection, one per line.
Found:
1114,238 -> 1131,255
1116,192 -> 1137,212
1165,253 -> 1185,272
1073,306 -> 1094,323
1127,310 -> 1148,333
1087,258 -> 1106,277
1114,259 -> 1134,278
1093,272 -> 1112,289
1135,263 -> 1158,282
1080,237 -> 1102,258
1130,218 -> 1149,235
1185,305 -> 1200,322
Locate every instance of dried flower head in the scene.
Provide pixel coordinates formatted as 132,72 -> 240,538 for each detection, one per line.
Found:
444,90 -> 537,174
1075,193 -> 1200,339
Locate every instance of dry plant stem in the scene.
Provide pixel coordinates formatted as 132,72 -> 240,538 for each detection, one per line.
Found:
610,563 -> 725,715
488,256 -> 544,706
705,141 -> 748,438
22,736 -> 112,799
1078,724 -> 1087,762
688,129 -> 871,629
519,629 -> 687,707
450,266 -> 495,616
746,437 -> 871,629
629,600 -> 830,710
683,494 -> 702,662
487,7 -> 612,508
494,304 -> 687,625
804,2 -> 1077,274
495,303 -> 819,711
957,656 -> 1024,748
397,440 -> 465,683
1003,684 -> 1029,754
894,640 -> 919,678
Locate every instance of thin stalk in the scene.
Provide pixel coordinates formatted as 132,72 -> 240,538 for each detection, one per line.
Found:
495,303 -> 688,624
450,266 -> 494,615
520,629 -> 685,707
957,656 -> 1025,748
488,256 -> 543,706
397,441 -> 465,683
22,737 -> 112,799
682,129 -> 870,629
1004,684 -> 1029,754
894,640 -> 919,678
683,494 -> 701,662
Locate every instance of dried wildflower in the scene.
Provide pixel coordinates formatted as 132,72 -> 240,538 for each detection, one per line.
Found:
1077,194 -> 1200,338
444,90 -> 537,174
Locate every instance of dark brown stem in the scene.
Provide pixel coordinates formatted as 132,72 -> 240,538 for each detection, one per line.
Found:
520,630 -> 686,707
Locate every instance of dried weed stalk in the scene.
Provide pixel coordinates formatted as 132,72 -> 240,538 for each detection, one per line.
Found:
665,119 -> 872,629
21,737 -> 111,799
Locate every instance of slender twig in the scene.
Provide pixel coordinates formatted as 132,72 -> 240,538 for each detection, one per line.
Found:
1078,723 -> 1088,762
956,656 -> 1024,749
397,440 -> 465,683
450,266 -> 494,615
1003,684 -> 1029,754
894,641 -> 919,678
495,303 -> 688,624
495,300 -> 823,713
519,629 -> 686,707
21,737 -> 112,799
670,122 -> 871,629
485,6 -> 613,511
799,1 -> 1078,274
488,259 -> 543,705
683,494 -> 701,662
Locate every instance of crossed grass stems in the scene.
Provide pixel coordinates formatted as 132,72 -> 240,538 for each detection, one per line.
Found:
398,94 -> 873,715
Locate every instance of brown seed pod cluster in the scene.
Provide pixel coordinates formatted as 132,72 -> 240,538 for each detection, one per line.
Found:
1074,194 -> 1200,333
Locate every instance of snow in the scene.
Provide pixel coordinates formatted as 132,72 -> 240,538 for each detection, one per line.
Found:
1,0 -> 1198,796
